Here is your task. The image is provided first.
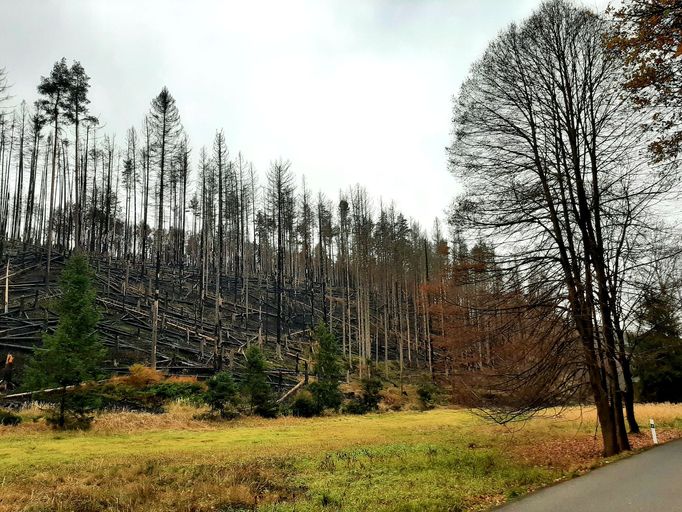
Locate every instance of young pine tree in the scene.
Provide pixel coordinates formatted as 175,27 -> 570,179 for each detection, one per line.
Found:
310,322 -> 343,412
23,253 -> 106,428
241,346 -> 277,418
205,371 -> 240,419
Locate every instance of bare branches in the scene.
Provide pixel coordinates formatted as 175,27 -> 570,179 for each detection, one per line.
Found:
0,67 -> 10,107
445,0 -> 682,455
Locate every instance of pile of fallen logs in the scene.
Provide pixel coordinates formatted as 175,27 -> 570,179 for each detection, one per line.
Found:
0,246 -> 314,391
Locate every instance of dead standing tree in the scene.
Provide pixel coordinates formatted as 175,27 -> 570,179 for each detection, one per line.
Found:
0,69 -> 11,258
148,86 -> 182,369
0,68 -> 9,105
267,160 -> 294,359
213,130 -> 227,367
22,110 -> 45,246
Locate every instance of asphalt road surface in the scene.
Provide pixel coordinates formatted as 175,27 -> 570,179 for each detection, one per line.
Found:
498,439 -> 682,511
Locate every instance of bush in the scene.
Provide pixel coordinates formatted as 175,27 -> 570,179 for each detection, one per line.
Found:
417,382 -> 439,410
309,381 -> 342,412
380,386 -> 406,412
45,410 -> 93,430
27,371 -> 207,419
166,375 -> 199,384
127,364 -> 164,388
81,381 -> 164,413
70,370 -> 206,414
0,409 -> 21,426
361,375 -> 383,411
342,398 -> 369,415
343,376 -> 384,415
148,381 -> 205,401
205,371 -> 241,419
292,390 -> 321,417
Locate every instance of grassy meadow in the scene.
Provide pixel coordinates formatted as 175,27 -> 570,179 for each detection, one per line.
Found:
0,404 -> 680,512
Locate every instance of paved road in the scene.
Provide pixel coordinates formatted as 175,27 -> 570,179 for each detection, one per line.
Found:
499,439 -> 682,511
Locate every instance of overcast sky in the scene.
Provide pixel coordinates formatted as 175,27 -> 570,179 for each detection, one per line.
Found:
1,0 -> 610,229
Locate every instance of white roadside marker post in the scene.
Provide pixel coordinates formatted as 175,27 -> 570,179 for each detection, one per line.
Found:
650,418 -> 658,445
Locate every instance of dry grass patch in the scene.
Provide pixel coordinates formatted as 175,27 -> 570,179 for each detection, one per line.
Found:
0,456 -> 301,512
90,402 -> 213,434
0,404 -> 679,511
496,403 -> 682,472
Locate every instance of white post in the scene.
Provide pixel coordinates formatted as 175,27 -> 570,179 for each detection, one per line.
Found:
650,418 -> 658,445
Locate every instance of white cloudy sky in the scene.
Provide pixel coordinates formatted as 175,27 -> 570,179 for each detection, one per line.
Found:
1,0 -> 610,228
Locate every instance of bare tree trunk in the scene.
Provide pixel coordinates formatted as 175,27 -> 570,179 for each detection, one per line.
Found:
45,104 -> 60,286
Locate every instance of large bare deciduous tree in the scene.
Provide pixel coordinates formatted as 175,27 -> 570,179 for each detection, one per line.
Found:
448,0 -> 679,455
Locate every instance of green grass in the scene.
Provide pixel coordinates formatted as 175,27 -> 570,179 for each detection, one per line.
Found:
266,443 -> 555,512
0,405 -> 679,511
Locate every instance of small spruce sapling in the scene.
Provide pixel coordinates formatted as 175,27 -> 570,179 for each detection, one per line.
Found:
241,346 -> 278,418
205,371 -> 240,418
23,253 -> 106,428
309,322 -> 343,412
